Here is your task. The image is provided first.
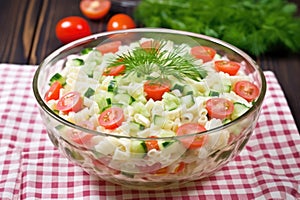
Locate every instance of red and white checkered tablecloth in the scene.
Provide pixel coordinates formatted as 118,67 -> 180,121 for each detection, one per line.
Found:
0,63 -> 299,200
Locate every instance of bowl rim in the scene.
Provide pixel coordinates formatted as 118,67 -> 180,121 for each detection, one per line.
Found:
32,27 -> 267,141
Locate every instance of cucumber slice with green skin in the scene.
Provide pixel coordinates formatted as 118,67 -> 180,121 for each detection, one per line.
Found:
183,85 -> 194,95
84,87 -> 95,98
209,90 -> 220,97
108,79 -> 117,93
153,115 -> 166,127
71,58 -> 84,66
231,102 -> 250,120
162,92 -> 180,111
49,73 -> 66,86
113,93 -> 134,105
172,83 -> 185,93
94,94 -> 113,112
181,94 -> 195,108
130,140 -> 147,158
129,121 -> 145,132
80,48 -> 93,55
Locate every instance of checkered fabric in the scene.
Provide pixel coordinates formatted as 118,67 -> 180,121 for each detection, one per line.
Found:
0,64 -> 299,200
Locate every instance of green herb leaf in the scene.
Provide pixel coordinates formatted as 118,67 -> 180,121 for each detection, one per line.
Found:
135,0 -> 300,56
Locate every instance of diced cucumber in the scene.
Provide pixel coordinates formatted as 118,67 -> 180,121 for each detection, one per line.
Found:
153,115 -> 165,127
113,93 -> 133,105
129,122 -> 145,132
172,83 -> 185,93
49,73 -> 66,86
80,48 -> 93,55
84,87 -> 95,98
231,102 -> 250,120
94,94 -> 112,112
162,92 -> 180,111
209,90 -> 220,97
108,79 -> 117,93
183,85 -> 194,95
71,58 -> 84,66
181,94 -> 195,108
131,101 -> 150,117
130,140 -> 147,156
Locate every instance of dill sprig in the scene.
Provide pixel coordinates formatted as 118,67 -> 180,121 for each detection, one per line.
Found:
109,41 -> 207,81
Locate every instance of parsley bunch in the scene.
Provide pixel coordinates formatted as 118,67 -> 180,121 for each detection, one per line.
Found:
135,0 -> 300,56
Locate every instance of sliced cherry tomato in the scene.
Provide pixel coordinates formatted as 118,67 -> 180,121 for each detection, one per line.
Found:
103,64 -> 125,76
190,46 -> 216,63
234,80 -> 259,102
145,136 -> 160,151
56,91 -> 83,114
172,162 -> 185,174
215,60 -> 241,76
80,0 -> 111,20
55,16 -> 91,44
144,81 -> 171,101
98,107 -> 124,129
69,120 -> 95,145
140,40 -> 160,52
206,98 -> 234,119
176,123 -> 207,149
44,81 -> 62,102
107,13 -> 136,32
96,41 -> 122,54
69,131 -> 93,145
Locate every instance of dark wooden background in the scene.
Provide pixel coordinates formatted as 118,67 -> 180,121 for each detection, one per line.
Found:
0,0 -> 299,130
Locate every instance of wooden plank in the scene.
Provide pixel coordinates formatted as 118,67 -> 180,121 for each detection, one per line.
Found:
0,0 -> 42,64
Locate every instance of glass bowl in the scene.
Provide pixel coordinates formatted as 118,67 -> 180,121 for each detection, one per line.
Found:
33,28 -> 266,190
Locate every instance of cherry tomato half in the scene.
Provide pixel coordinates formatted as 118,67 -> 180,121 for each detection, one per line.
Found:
103,64 -> 125,76
80,0 -> 111,20
56,91 -> 83,114
96,41 -> 122,54
140,40 -> 160,52
98,107 -> 124,129
44,81 -> 62,102
177,123 -> 207,149
215,60 -> 241,76
55,16 -> 91,44
145,136 -> 160,151
206,98 -> 234,120
234,81 -> 259,102
190,46 -> 216,63
107,13 -> 136,32
143,81 -> 171,101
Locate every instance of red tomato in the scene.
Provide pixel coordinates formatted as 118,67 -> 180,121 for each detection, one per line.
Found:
234,81 -> 259,102
107,14 -> 136,31
190,46 -> 216,63
206,98 -> 234,119
69,131 -> 94,145
177,123 -> 207,149
96,41 -> 122,54
140,40 -> 160,51
55,16 -> 91,44
80,0 -> 111,20
145,136 -> 160,151
144,81 -> 170,101
44,81 -> 62,102
98,107 -> 124,129
56,91 -> 83,114
215,60 -> 241,76
103,64 -> 125,76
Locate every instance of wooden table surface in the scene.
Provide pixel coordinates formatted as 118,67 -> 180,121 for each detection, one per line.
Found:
1,0 -> 299,130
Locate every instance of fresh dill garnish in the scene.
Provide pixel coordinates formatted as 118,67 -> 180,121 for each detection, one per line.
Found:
108,40 -> 207,81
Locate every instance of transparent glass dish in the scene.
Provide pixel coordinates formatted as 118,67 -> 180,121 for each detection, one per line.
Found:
33,28 -> 266,190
